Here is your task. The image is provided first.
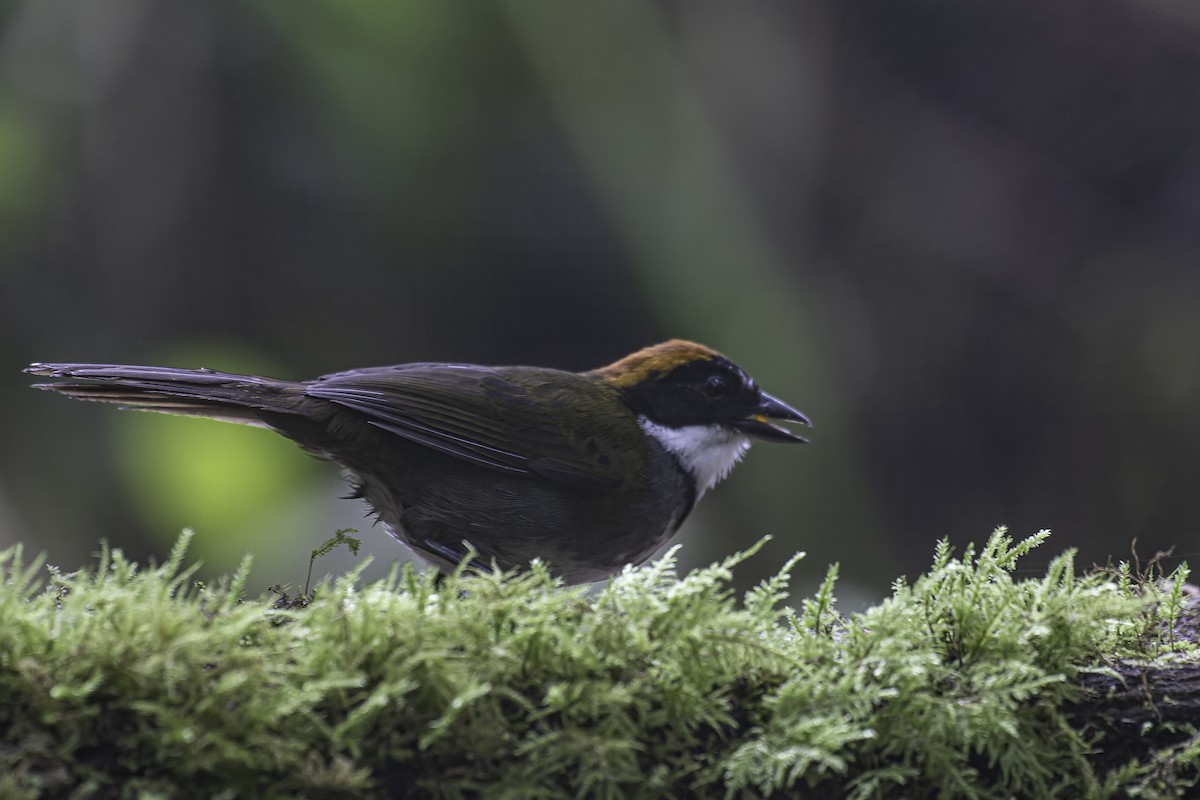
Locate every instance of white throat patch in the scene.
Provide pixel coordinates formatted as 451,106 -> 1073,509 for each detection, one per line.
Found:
639,418 -> 751,498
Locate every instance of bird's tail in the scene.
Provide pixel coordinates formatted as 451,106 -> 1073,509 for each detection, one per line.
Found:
24,363 -> 306,427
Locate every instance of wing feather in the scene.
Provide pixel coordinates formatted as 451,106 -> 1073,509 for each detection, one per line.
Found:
305,366 -> 625,491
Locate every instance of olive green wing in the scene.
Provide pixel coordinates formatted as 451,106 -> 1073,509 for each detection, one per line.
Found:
305,365 -> 627,492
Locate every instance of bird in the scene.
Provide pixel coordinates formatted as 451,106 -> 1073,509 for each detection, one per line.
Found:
25,340 -> 810,584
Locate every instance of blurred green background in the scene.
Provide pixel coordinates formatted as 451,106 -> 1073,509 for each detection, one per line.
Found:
2,0 -> 1199,602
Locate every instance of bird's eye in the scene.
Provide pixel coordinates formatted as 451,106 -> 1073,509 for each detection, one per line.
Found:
704,374 -> 731,401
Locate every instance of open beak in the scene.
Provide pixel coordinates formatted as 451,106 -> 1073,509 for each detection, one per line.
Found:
731,391 -> 811,443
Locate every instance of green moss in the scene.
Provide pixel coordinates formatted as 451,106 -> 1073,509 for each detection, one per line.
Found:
0,529 -> 1192,798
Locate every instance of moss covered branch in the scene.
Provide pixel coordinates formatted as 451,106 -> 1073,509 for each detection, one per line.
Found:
0,529 -> 1195,798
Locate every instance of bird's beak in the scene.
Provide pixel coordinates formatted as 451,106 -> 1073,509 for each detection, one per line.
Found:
732,391 -> 812,443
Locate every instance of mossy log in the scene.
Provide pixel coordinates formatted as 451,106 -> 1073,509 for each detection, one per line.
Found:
0,529 -> 1196,799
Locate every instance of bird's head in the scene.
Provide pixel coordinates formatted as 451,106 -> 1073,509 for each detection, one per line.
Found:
591,340 -> 810,496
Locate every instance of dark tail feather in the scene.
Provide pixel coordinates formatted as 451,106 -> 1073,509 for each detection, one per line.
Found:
24,362 -> 305,427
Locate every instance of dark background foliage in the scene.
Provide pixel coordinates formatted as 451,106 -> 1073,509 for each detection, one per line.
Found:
2,0 -> 1198,601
